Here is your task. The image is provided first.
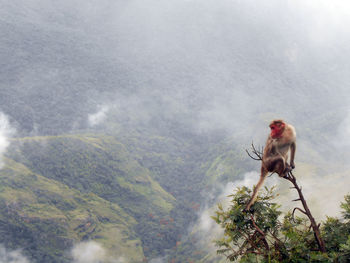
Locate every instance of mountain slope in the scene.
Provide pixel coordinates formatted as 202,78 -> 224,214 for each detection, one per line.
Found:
10,135 -> 175,216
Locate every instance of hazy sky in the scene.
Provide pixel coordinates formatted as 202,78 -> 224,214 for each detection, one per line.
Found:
1,0 -> 350,137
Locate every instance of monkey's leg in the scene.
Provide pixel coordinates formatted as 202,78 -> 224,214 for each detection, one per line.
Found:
245,167 -> 268,211
267,157 -> 286,177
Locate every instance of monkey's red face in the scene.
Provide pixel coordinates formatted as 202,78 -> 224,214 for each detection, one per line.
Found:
270,122 -> 285,139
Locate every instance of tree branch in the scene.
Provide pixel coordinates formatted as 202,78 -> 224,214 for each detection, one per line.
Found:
292,207 -> 307,223
245,143 -> 263,161
283,171 -> 326,252
250,215 -> 270,251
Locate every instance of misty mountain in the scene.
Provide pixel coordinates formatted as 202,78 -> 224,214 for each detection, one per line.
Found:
1,0 -> 350,137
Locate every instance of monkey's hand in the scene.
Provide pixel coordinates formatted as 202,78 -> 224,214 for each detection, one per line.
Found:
290,162 -> 295,169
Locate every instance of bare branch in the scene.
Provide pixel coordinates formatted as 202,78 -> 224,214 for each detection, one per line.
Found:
250,215 -> 270,251
292,207 -> 307,222
245,149 -> 262,161
238,229 -> 263,255
268,229 -> 284,245
246,143 -> 263,161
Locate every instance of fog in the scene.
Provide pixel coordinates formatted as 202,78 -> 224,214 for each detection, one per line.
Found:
88,105 -> 110,127
0,245 -> 30,263
71,241 -> 126,263
71,241 -> 106,263
1,0 -> 350,137
0,113 -> 14,169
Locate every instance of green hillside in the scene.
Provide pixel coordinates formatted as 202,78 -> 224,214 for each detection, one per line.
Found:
11,135 -> 175,216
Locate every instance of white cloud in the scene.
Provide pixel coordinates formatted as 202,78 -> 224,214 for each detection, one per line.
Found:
71,241 -> 106,263
0,112 -> 15,169
88,106 -> 109,127
336,109 -> 350,147
0,245 -> 30,263
149,256 -> 166,263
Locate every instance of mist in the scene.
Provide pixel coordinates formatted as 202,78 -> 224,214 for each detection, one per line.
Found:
1,0 -> 350,137
88,106 -> 110,127
0,113 -> 14,168
71,241 -> 106,263
0,245 -> 30,263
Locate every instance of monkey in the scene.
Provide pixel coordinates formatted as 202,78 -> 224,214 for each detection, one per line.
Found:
245,120 -> 296,211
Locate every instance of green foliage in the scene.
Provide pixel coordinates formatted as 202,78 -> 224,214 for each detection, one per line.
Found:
340,236 -> 350,257
322,217 -> 349,253
213,186 -> 287,262
214,186 -> 350,262
321,195 -> 350,263
341,195 -> 350,220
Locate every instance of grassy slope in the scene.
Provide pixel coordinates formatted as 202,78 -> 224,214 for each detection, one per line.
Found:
11,134 -> 175,216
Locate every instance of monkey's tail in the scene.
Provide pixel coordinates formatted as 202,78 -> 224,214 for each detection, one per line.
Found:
245,175 -> 266,211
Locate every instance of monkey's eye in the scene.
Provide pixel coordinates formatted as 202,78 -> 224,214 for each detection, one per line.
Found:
270,126 -> 275,130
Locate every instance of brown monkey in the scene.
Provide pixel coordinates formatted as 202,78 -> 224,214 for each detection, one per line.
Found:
245,120 -> 296,211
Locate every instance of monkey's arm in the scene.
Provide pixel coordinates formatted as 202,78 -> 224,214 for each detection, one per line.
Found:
290,142 -> 296,169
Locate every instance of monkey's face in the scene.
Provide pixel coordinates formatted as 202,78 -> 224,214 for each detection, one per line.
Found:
270,122 -> 285,139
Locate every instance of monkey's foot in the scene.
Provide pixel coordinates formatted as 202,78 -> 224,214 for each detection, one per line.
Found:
281,165 -> 292,177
